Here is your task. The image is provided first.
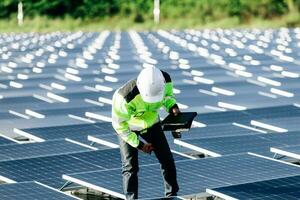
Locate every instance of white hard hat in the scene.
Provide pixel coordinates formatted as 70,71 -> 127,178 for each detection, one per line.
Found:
137,67 -> 165,103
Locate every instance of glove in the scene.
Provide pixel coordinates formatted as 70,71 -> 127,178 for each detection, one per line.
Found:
169,104 -> 180,116
139,143 -> 154,154
172,107 -> 180,116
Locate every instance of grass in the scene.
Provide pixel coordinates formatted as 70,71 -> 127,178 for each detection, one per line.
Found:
1,14 -> 300,33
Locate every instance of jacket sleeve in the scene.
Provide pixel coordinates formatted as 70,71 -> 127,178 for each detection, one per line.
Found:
111,91 -> 143,149
162,73 -> 177,112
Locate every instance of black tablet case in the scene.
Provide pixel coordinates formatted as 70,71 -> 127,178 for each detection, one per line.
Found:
161,112 -> 197,131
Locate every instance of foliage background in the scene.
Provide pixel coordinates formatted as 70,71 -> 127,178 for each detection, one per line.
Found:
0,0 -> 300,31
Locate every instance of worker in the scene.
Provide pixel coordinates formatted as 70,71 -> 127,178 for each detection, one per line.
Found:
112,66 -> 180,199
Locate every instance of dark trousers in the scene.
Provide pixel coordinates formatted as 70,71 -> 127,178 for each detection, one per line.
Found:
119,122 -> 179,200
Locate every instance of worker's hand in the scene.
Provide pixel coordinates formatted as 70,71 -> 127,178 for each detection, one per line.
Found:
172,107 -> 181,116
140,143 -> 154,154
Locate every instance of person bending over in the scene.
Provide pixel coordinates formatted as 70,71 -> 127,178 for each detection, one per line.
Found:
112,66 -> 180,199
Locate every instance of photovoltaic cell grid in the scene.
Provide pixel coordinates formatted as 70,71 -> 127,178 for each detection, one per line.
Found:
0,148 -> 187,188
88,122 -> 263,154
21,122 -> 114,143
0,136 -> 14,146
207,175 -> 300,200
175,132 -> 300,157
0,182 -> 78,200
0,139 -> 99,161
63,154 -> 300,199
194,105 -> 300,126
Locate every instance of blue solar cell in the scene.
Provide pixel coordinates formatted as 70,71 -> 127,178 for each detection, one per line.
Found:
0,136 -> 14,146
63,153 -> 300,198
207,175 -> 300,200
0,182 -> 77,200
195,105 -> 300,126
263,132 -> 300,146
245,105 -> 300,119
0,153 -> 103,188
195,110 -> 252,124
0,139 -> 99,161
175,132 -> 300,157
22,122 -> 114,142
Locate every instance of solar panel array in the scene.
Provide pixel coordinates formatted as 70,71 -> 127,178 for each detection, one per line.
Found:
63,153 -> 300,199
0,148 -> 187,188
1,28 -> 300,199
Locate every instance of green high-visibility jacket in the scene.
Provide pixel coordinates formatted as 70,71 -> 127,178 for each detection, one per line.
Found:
112,71 -> 177,148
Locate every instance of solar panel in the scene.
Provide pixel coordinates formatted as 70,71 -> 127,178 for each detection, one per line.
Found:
207,175 -> 300,200
194,105 -> 300,126
175,133 -> 300,157
245,105 -> 300,119
195,110 -> 252,124
1,115 -> 90,137
21,122 -> 114,143
63,153 -> 300,199
0,139 -> 100,161
0,182 -> 78,200
263,132 -> 300,146
0,148 -> 187,188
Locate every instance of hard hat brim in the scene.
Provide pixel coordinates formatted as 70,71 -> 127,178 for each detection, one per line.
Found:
140,91 -> 164,103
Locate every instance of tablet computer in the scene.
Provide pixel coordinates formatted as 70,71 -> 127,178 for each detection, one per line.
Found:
161,112 -> 197,131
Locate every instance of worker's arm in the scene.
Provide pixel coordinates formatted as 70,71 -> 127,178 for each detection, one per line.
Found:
112,91 -> 144,149
161,71 -> 180,115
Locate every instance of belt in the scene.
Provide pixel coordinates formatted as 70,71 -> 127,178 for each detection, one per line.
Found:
134,129 -> 147,135
134,122 -> 160,135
